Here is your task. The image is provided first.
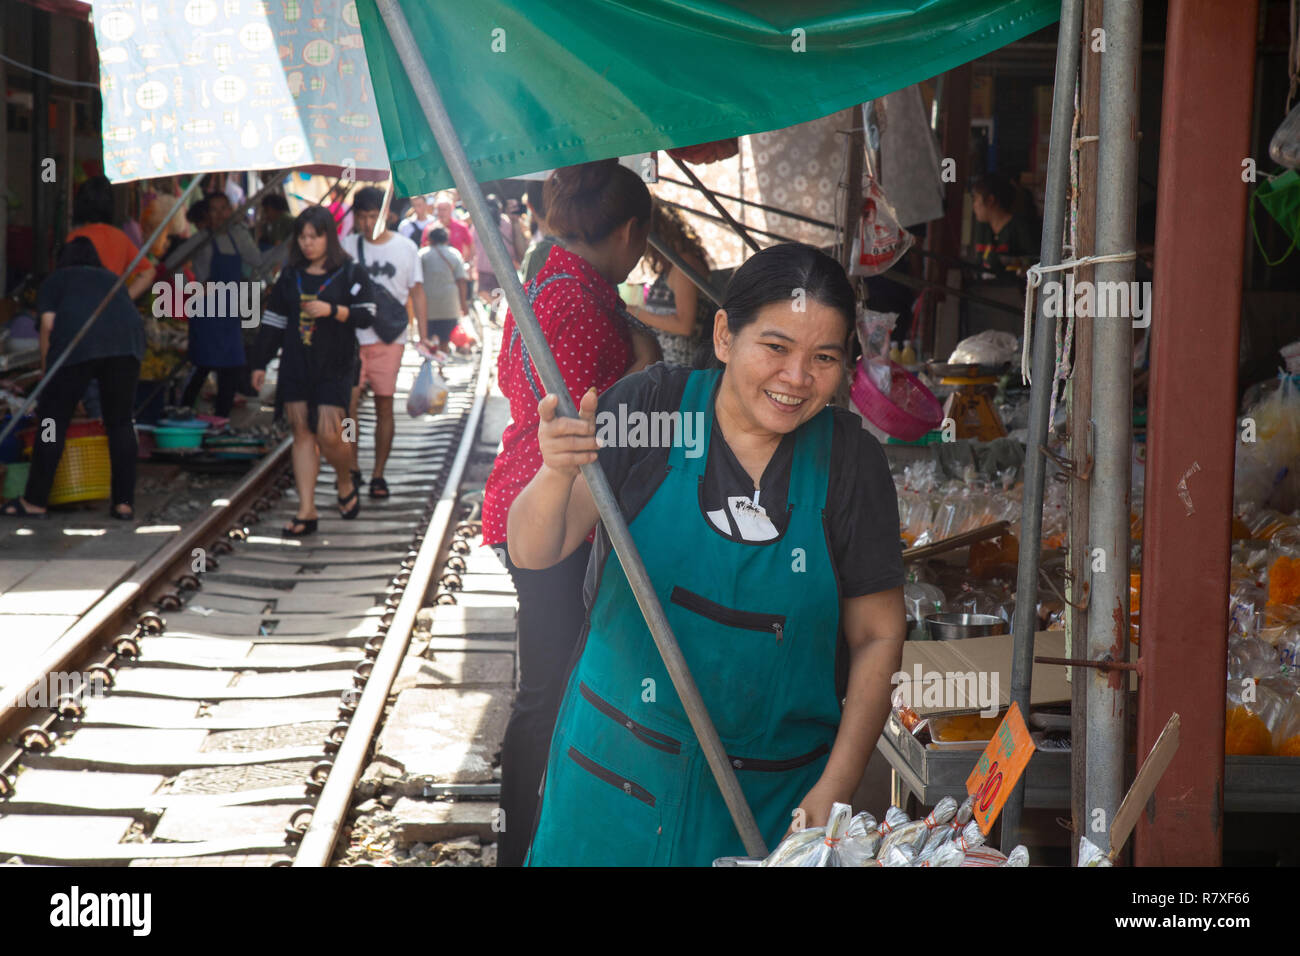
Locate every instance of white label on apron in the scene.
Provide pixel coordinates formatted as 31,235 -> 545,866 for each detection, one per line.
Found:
728,496 -> 778,541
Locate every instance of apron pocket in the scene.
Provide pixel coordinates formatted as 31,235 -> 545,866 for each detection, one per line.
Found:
579,681 -> 682,755
726,742 -> 829,772
670,586 -> 787,640
567,746 -> 656,807
667,585 -> 788,741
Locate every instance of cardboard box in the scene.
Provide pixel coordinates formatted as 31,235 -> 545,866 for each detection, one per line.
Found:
899,630 -> 1071,717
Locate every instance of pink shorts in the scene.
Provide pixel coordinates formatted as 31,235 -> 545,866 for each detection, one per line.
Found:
357,342 -> 404,397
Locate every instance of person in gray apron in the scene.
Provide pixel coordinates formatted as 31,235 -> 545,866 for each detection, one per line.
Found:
181,194 -> 274,416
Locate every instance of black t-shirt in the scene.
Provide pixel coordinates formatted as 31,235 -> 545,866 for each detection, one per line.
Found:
252,261 -> 375,387
973,213 -> 1040,277
36,266 -> 145,366
585,363 -> 905,604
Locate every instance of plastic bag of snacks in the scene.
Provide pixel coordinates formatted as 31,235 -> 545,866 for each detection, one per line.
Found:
856,308 -> 898,364
1224,671 -> 1293,756
837,812 -> 882,866
1267,527 -> 1300,608
1234,377 -> 1300,513
745,795 -> 1030,867
759,802 -> 852,867
1271,689 -> 1300,756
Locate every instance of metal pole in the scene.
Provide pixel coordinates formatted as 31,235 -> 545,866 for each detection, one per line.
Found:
840,122 -> 865,274
373,0 -> 768,859
1067,0 -> 1103,865
0,174 -> 206,453
1001,0 -> 1084,853
1084,0 -> 1141,858
656,175 -> 835,230
646,233 -> 724,306
0,51 -> 7,298
670,155 -> 761,253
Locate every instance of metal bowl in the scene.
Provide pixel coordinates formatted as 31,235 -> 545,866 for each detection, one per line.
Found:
924,613 -> 1007,641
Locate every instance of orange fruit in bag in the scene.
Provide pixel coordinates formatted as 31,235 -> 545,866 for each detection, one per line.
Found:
1275,736 -> 1300,757
1225,706 -> 1272,755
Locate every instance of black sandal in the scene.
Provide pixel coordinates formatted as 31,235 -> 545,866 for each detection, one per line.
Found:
338,486 -> 361,520
368,476 -> 390,500
283,516 -> 318,537
1,499 -> 48,519
110,505 -> 135,521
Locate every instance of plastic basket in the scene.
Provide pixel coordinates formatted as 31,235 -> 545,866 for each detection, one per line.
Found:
19,420 -> 112,504
849,358 -> 942,441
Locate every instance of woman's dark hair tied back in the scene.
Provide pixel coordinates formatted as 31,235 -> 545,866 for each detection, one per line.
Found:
542,159 -> 651,245
701,242 -> 855,369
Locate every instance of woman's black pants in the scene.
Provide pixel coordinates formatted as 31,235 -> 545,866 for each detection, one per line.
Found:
25,355 -> 139,509
181,365 -> 241,417
493,540 -> 592,867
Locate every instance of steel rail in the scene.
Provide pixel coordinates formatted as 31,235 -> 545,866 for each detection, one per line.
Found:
293,332 -> 494,866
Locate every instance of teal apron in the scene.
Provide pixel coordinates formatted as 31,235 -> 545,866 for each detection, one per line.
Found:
527,368 -> 842,866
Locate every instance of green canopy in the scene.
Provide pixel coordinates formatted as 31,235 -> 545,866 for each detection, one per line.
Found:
357,0 -> 1057,197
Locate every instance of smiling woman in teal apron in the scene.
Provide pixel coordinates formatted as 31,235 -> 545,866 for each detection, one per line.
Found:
508,243 -> 907,866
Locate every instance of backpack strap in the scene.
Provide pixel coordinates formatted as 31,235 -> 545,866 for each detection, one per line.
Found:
510,272 -> 577,401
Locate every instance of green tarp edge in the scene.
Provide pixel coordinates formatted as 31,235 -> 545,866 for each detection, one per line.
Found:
356,0 -> 1059,196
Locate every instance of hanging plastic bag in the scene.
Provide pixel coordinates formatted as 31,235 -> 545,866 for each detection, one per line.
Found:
406,358 -> 448,418
850,179 -> 915,277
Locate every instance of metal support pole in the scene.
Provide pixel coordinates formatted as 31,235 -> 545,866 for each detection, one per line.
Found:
1084,0 -> 1142,858
1001,0 -> 1084,854
670,154 -> 761,253
840,121 -> 865,274
646,234 -> 724,306
0,51 -> 7,298
32,9 -> 52,276
1067,0 -> 1102,865
1135,0 -> 1257,867
0,174 -> 206,452
373,0 -> 768,859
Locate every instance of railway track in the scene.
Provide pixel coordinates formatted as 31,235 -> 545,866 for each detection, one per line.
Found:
0,332 -> 498,867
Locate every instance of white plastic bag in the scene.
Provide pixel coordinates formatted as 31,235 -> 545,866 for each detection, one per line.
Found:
406,358 -> 448,418
948,330 -> 1021,367
850,179 -> 915,277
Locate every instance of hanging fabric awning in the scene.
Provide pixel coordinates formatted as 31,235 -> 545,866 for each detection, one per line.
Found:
91,0 -> 390,183
356,0 -> 1057,197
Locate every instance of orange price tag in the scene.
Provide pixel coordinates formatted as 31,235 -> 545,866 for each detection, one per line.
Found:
963,701 -> 1036,835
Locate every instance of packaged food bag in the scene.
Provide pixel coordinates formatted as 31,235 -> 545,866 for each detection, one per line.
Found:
760,802 -> 854,866
838,812 -> 882,866
850,179 -> 915,277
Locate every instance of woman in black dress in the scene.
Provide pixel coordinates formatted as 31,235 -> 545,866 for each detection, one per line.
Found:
250,206 -> 376,536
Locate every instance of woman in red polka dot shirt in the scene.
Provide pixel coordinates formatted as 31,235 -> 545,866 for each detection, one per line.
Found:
483,160 -> 661,866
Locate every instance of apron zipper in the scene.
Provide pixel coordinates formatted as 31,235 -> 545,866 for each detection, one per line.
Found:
669,585 -> 787,638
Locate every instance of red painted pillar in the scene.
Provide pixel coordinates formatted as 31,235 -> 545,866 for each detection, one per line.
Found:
1135,0 -> 1258,866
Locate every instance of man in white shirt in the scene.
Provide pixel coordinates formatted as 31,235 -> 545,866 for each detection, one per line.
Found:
399,194 -> 439,245
342,187 -> 426,499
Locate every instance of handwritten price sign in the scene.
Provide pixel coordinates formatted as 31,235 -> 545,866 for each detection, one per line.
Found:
963,701 -> 1036,835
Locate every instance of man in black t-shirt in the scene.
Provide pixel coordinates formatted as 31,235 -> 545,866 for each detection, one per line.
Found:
970,173 -> 1040,279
